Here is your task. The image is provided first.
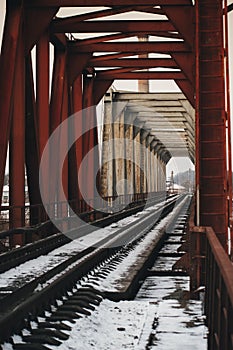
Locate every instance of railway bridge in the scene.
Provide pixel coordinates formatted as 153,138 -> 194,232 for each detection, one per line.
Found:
0,1 -> 233,349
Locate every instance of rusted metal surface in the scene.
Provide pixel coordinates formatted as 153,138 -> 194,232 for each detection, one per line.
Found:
187,198 -> 233,349
205,227 -> 233,350
224,0 -> 233,255
196,0 -> 228,249
9,24 -> 25,246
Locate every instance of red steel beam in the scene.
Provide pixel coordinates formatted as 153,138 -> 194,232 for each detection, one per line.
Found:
24,7 -> 58,54
93,79 -> 114,105
161,5 -> 194,47
25,55 -> 42,223
74,32 -> 157,46
172,52 -> 195,83
60,74 -> 69,206
67,52 -> 92,84
197,0 -> 228,249
96,71 -> 186,80
70,76 -> 83,207
52,20 -> 176,33
9,30 -> 25,239
26,0 -> 193,6
49,49 -> 67,205
82,76 -> 99,208
0,2 -> 22,206
70,41 -> 191,53
89,58 -> 178,68
175,79 -> 195,107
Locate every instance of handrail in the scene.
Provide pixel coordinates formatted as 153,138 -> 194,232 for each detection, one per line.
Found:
205,226 -> 233,350
189,221 -> 233,349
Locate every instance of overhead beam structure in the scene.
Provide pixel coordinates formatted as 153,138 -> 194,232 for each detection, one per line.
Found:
0,0 -> 231,253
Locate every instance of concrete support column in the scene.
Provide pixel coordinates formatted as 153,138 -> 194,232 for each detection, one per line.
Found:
114,112 -> 125,196
157,154 -> 162,191
162,159 -> 166,191
140,129 -> 149,193
133,124 -> 141,195
146,135 -> 154,193
124,122 -> 134,194
150,140 -> 157,193
101,96 -> 114,197
154,151 -> 158,192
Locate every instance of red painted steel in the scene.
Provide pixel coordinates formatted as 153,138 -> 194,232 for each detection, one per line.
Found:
96,72 -> 186,80
24,7 -> 58,54
89,58 -> 178,68
69,41 -> 191,53
175,79 -> 195,107
161,5 -> 194,46
52,20 -> 176,33
205,226 -> 233,350
67,76 -> 82,210
9,29 -> 25,245
0,2 -> 22,207
82,75 -> 99,209
93,79 -> 114,106
197,0 -> 228,249
0,0 -> 229,254
25,55 -> 42,219
224,0 -> 233,255
49,49 -> 67,205
25,0 -> 193,6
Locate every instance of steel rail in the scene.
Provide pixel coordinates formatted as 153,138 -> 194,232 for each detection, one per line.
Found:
0,194 -> 185,344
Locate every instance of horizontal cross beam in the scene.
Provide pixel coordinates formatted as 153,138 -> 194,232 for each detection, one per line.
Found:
52,20 -> 176,33
26,0 -> 193,7
70,41 -> 190,53
96,71 -> 186,79
89,58 -> 178,68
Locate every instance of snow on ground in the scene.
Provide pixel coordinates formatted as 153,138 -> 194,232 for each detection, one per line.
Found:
46,299 -> 157,350
0,201 -> 166,291
136,276 -> 208,350
95,197 -> 188,292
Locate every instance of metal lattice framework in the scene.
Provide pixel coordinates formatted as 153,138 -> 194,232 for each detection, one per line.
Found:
0,0 -> 231,250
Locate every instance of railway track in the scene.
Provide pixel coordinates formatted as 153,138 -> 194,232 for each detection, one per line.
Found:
0,194 -> 191,349
0,192 -> 169,274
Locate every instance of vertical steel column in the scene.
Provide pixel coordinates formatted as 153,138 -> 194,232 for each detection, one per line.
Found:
69,76 -> 82,208
60,74 -> 69,208
197,0 -> 227,249
9,30 -> 25,244
224,0 -> 233,255
82,75 -> 99,211
49,49 -> 66,206
25,54 -> 42,226
0,2 -> 22,204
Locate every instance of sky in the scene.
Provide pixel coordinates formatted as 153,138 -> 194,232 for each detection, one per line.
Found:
0,2 -> 232,176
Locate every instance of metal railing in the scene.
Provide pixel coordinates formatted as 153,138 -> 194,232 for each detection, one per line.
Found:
0,191 -> 168,248
189,222 -> 233,349
205,227 -> 233,350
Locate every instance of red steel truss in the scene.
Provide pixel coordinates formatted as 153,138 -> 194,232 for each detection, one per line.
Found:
0,0 -> 231,251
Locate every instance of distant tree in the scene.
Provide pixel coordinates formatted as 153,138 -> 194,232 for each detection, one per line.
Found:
173,169 -> 195,191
